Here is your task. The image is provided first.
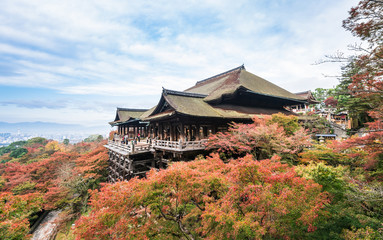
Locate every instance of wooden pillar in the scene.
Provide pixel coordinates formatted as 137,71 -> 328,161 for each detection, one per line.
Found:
184,125 -> 188,141
196,123 -> 200,140
173,124 -> 177,141
154,126 -> 157,139
169,123 -> 173,141
187,125 -> 191,141
159,123 -> 163,140
180,123 -> 185,141
191,125 -> 195,140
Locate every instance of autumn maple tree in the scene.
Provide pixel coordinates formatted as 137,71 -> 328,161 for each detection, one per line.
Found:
74,153 -> 329,240
206,114 -> 311,162
327,0 -> 383,177
338,0 -> 383,124
0,138 -> 109,239
0,192 -> 43,240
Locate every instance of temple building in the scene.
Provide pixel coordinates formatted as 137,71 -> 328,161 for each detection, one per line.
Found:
109,108 -> 150,140
289,90 -> 319,113
105,65 -> 307,182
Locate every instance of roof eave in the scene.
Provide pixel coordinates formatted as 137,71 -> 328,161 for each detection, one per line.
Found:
244,89 -> 307,105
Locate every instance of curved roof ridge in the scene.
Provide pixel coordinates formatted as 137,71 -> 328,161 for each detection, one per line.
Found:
162,88 -> 207,98
294,90 -> 311,95
116,107 -> 148,112
195,64 -> 245,85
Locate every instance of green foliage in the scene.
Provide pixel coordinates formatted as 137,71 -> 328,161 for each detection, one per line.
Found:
347,181 -> 383,221
0,176 -> 4,190
9,148 -> 28,158
312,88 -> 336,110
268,113 -> 299,136
299,143 -> 367,170
296,162 -> 347,202
83,134 -> 104,142
63,139 -> 70,145
302,114 -> 333,135
343,226 -> 383,240
336,62 -> 373,128
0,138 -> 47,162
25,137 -> 48,147
11,181 -> 36,195
296,160 -> 383,239
0,141 -> 27,156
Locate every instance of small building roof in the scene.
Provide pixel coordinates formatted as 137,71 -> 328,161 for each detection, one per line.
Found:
109,108 -> 148,126
294,90 -> 319,104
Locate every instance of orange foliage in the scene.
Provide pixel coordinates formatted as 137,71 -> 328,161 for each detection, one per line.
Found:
0,140 -> 109,237
74,154 -> 329,239
206,115 -> 311,161
0,192 -> 43,239
75,146 -> 108,179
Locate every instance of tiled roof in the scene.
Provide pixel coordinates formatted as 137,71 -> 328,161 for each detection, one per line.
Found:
111,65 -> 304,123
294,90 -> 319,104
143,89 -> 295,121
109,108 -> 149,125
185,65 -> 305,103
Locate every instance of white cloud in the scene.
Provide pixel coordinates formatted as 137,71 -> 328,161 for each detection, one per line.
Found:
0,0 -> 363,124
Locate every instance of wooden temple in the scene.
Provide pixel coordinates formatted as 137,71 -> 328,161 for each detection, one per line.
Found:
105,65 -> 307,182
289,90 -> 319,113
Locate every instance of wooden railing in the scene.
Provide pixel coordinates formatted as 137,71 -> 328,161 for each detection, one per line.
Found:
153,139 -> 208,151
105,140 -> 151,155
106,139 -> 208,154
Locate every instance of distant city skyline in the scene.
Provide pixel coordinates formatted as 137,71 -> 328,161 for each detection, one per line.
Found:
0,121 -> 110,145
0,0 -> 360,126
0,121 -> 110,134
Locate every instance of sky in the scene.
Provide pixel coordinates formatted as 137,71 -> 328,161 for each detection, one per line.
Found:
0,0 -> 361,127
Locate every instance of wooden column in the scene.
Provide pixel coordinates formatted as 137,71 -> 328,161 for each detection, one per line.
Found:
159,123 -> 163,140
173,124 -> 177,141
169,123 -> 173,141
196,123 -> 200,140
179,123 -> 185,141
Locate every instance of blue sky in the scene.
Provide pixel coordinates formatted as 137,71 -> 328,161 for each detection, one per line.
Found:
0,0 -> 360,126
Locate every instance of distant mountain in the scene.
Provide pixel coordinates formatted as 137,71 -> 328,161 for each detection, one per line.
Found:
0,121 -> 110,135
